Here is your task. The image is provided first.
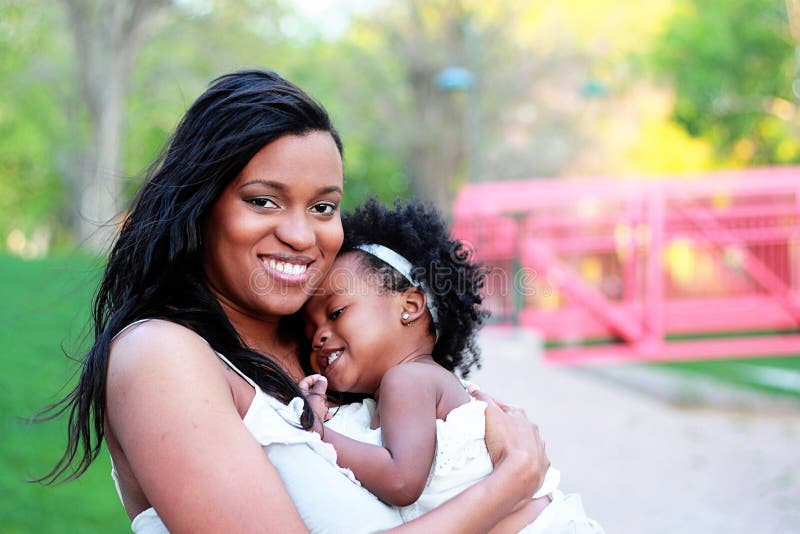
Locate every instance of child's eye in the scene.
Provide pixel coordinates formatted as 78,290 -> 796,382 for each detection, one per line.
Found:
310,202 -> 337,216
247,197 -> 279,209
329,307 -> 344,320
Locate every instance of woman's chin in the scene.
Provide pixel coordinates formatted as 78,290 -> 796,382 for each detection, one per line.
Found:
256,292 -> 313,318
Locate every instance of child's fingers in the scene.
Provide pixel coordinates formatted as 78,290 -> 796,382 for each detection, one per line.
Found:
299,374 -> 328,396
309,375 -> 328,396
298,376 -> 313,395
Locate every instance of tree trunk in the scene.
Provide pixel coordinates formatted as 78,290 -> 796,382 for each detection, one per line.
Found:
63,0 -> 165,251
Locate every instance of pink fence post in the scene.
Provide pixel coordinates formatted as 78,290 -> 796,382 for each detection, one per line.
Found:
796,185 -> 800,307
643,186 -> 665,353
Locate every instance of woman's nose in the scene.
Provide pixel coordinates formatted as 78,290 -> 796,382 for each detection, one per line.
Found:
275,209 -> 315,251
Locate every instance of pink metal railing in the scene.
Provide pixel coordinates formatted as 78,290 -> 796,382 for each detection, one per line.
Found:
452,166 -> 800,364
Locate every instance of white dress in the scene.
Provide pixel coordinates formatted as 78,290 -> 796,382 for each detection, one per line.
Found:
112,351 -> 403,534
325,398 -> 605,534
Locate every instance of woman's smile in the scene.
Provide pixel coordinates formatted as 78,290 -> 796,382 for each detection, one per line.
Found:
258,254 -> 313,285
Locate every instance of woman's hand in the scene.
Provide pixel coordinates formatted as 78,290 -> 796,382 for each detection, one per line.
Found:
386,386 -> 551,533
469,386 -> 550,495
298,374 -> 331,435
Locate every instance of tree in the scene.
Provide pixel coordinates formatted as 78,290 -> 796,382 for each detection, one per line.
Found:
4,0 -> 401,253
339,0 -> 539,212
337,0 -> 684,210
647,0 -> 799,165
62,0 -> 168,251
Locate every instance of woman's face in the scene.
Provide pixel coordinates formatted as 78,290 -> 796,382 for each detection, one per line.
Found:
203,131 -> 344,321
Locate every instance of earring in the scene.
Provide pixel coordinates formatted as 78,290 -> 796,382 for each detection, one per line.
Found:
401,312 -> 410,320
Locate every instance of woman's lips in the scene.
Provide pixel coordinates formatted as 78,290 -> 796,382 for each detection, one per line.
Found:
259,256 -> 312,285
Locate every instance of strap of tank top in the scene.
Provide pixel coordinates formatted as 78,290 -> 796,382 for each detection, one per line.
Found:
214,351 -> 259,389
111,318 -> 154,342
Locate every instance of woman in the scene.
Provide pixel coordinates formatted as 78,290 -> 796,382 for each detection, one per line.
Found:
43,69 -> 549,532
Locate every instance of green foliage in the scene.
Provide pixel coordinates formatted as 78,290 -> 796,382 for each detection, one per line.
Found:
119,1 -> 410,208
0,1 -> 81,245
3,0 -> 411,251
648,0 -> 799,164
0,252 -> 128,532
340,140 -> 410,209
273,39 -> 412,207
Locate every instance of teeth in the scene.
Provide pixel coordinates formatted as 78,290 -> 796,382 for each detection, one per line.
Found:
265,259 -> 308,275
327,351 -> 340,365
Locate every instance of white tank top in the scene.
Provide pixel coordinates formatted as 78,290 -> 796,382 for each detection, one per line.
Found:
111,322 -> 402,533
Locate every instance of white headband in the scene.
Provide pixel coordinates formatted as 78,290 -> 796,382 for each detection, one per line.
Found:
355,243 -> 440,342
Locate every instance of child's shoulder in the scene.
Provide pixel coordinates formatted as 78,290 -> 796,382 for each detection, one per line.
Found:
383,360 -> 451,381
381,360 -> 464,396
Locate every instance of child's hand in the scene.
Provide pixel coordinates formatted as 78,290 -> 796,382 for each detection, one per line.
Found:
298,374 -> 330,435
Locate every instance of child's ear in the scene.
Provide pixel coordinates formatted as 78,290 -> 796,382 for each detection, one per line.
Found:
400,288 -> 428,325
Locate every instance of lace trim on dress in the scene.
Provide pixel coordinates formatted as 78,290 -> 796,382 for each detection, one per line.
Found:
431,400 -> 489,478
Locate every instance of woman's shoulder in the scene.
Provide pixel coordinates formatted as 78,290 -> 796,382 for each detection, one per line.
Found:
112,317 -> 202,345
111,318 -> 209,354
105,319 -> 248,452
108,319 -> 226,391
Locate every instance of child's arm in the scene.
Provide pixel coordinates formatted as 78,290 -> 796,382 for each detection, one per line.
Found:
319,363 -> 438,507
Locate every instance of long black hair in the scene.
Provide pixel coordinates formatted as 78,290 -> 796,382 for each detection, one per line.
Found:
341,198 -> 488,377
39,69 -> 343,483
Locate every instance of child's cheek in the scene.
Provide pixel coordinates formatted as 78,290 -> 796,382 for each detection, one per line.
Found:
309,354 -> 322,374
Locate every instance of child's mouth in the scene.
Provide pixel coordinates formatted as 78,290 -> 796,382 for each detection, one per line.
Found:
327,350 -> 341,366
318,348 -> 344,374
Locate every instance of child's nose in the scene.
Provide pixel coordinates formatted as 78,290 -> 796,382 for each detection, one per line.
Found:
312,328 -> 329,349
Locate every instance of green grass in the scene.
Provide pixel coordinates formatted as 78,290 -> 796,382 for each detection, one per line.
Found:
0,253 -> 129,533
546,332 -> 800,398
652,356 -> 800,398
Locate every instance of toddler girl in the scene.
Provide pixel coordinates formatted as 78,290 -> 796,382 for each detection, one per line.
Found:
301,198 -> 603,533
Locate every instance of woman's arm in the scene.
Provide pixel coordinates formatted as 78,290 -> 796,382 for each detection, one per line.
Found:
316,364 -> 438,506
106,320 -> 309,533
488,496 -> 551,534
387,388 -> 550,533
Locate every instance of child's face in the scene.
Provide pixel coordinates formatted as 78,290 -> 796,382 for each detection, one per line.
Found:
303,252 -> 407,394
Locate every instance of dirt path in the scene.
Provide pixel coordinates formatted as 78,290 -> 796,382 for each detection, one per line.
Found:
472,329 -> 800,534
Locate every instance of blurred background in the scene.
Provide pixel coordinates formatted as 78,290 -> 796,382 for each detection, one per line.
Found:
1,0 -> 798,532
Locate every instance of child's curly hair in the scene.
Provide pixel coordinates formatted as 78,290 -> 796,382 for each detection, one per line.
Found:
341,197 -> 489,377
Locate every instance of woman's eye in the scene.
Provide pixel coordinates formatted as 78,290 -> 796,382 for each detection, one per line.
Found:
310,202 -> 337,216
247,197 -> 278,209
329,308 -> 344,320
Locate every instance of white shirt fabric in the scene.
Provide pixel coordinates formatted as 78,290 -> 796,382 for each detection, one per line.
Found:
112,351 -> 403,534
324,397 -> 561,524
